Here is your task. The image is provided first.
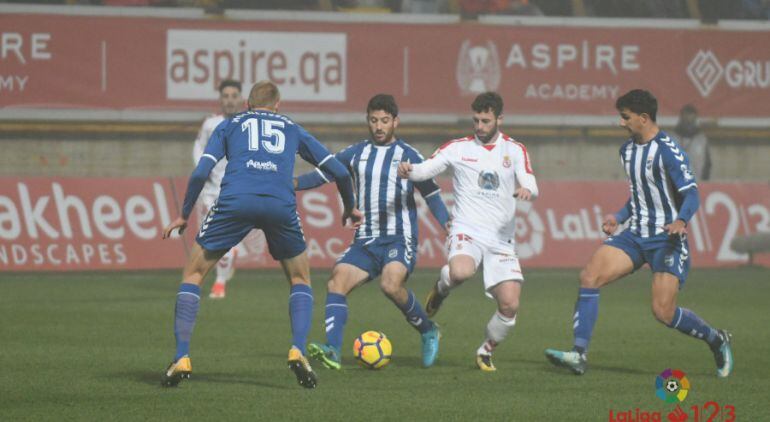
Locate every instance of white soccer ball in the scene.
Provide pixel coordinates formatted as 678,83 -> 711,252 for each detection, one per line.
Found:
666,380 -> 679,392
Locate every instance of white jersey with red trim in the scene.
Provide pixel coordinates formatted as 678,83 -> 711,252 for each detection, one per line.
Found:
193,114 -> 227,199
408,132 -> 538,242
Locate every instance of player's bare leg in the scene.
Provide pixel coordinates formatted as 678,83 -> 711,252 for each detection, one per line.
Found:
162,243 -> 226,387
380,262 -> 441,367
209,248 -> 237,299
545,245 -> 633,375
477,281 -> 521,371
308,264 -> 368,370
279,251 -> 318,388
426,255 -> 476,317
653,273 -> 733,378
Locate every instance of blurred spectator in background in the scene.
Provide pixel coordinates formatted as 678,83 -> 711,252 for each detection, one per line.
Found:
674,104 -> 711,181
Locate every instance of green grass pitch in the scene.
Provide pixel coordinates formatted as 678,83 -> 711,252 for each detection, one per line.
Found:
1,268 -> 768,420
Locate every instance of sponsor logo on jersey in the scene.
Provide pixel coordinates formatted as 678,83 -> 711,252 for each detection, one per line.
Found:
461,156 -> 478,162
388,248 -> 398,258
246,160 -> 278,171
477,170 -> 500,190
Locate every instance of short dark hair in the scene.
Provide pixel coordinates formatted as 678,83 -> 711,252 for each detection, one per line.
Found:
615,89 -> 657,122
367,94 -> 398,117
471,92 -> 503,117
219,79 -> 242,93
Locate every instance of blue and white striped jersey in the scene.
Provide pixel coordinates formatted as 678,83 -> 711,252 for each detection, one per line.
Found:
317,139 -> 441,241
619,131 -> 698,237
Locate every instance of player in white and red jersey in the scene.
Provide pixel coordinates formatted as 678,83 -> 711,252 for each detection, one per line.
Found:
192,79 -> 243,299
398,92 -> 539,371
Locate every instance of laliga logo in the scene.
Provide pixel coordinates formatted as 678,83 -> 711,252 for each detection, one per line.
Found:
456,40 -> 501,94
687,49 -> 770,97
515,201 -> 545,259
687,50 -> 724,97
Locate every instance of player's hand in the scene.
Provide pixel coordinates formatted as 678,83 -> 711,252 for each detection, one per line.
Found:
397,161 -> 413,179
162,216 -> 188,239
601,214 -> 618,236
513,188 -> 532,201
664,219 -> 688,236
342,208 -> 364,229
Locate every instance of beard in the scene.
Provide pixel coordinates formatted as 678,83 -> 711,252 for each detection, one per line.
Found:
476,124 -> 498,143
370,127 -> 395,145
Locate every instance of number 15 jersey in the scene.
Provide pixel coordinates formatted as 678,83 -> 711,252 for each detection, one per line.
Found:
202,110 -> 334,204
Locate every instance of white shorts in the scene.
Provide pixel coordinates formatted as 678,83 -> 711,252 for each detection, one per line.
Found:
447,229 -> 524,299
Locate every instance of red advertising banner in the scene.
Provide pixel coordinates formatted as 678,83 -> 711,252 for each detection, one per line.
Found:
1,13 -> 769,119
2,178 -> 768,271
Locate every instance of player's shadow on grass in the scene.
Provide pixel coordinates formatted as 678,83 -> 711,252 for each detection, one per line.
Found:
537,359 -> 649,376
127,371 -> 289,389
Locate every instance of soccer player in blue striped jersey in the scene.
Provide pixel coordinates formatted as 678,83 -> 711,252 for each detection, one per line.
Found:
295,94 -> 450,369
545,89 -> 733,378
160,81 -> 362,389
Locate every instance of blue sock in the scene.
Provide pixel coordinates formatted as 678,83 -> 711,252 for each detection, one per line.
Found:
573,287 -> 600,354
324,293 -> 348,352
398,290 -> 434,334
174,283 -> 200,360
668,307 -> 719,346
289,284 -> 313,355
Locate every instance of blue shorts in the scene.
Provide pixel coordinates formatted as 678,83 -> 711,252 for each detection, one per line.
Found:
604,229 -> 691,285
336,235 -> 416,280
196,194 -> 305,261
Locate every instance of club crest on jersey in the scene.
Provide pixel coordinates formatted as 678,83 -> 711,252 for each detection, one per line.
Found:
646,157 -> 654,170
503,155 -> 511,168
478,170 -> 500,190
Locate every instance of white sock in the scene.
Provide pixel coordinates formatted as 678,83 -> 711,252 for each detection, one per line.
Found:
436,265 -> 452,296
477,311 -> 517,355
215,249 -> 236,284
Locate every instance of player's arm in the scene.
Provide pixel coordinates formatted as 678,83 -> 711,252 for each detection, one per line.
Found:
614,199 -> 632,224
295,148 -> 352,191
397,146 -> 451,181
297,128 -> 361,227
602,198 -> 631,236
661,142 -> 700,235
164,123 -> 226,238
192,119 -> 208,165
409,150 -> 450,229
513,145 -> 538,200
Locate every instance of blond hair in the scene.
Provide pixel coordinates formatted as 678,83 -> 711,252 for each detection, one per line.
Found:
248,80 -> 281,110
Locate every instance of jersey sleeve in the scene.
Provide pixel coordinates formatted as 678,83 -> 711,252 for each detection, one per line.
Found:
406,148 -> 441,199
513,143 -> 538,198
409,142 -> 453,182
200,120 -> 227,164
661,138 -> 698,193
297,125 -> 334,167
192,117 -> 211,165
